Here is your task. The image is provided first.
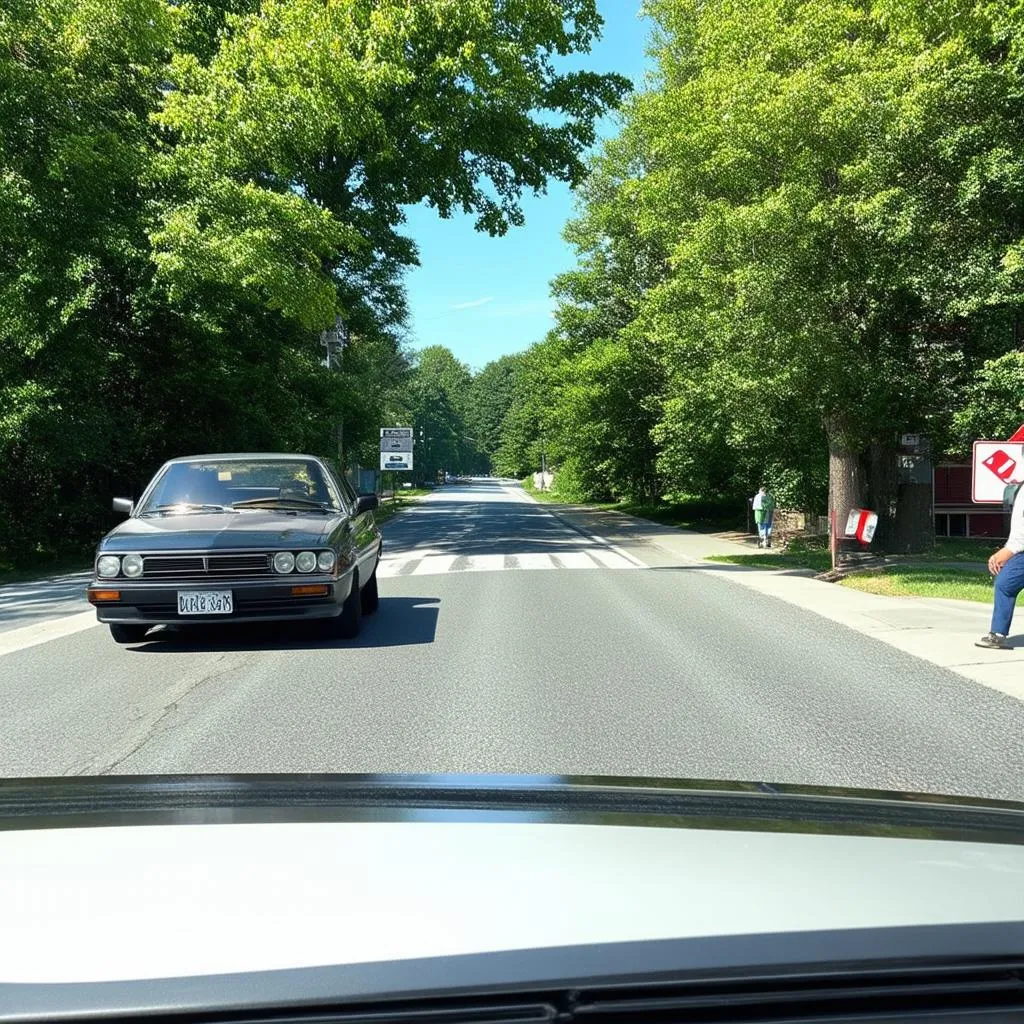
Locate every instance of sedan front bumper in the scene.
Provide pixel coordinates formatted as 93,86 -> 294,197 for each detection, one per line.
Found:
87,574 -> 353,626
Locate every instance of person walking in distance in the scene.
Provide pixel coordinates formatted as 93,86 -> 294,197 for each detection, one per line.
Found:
752,484 -> 776,549
977,477 -> 1024,649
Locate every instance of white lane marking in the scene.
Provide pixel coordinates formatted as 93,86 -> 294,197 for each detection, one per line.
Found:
587,547 -> 640,569
553,551 -> 597,570
466,554 -> 505,573
515,553 -> 557,571
411,555 -> 458,576
0,611 -> 99,659
378,549 -> 641,578
517,485 -> 647,567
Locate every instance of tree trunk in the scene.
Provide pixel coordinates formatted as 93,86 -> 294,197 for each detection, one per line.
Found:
864,439 -> 897,550
888,480 -> 934,554
824,415 -> 865,547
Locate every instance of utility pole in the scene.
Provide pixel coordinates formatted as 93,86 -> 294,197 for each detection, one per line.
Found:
320,315 -> 349,476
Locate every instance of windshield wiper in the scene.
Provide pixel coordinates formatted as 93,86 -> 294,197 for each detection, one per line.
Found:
140,503 -> 232,516
231,498 -> 336,513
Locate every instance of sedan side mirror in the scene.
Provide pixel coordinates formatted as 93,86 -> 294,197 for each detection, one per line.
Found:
112,497 -> 134,516
353,494 -> 378,515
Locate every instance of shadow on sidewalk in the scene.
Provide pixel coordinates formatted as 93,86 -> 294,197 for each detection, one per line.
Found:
648,564 -> 820,578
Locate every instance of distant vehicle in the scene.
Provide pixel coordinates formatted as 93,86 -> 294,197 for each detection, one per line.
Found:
88,453 -> 381,644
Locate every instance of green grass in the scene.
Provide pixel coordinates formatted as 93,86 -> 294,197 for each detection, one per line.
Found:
520,476 -> 563,502
598,498 -> 745,533
705,534 -> 830,572
923,537 -> 994,562
522,479 -> 748,531
840,566 -> 994,603
373,489 -> 429,525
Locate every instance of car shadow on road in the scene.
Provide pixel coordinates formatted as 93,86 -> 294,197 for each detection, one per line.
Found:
127,596 -> 440,653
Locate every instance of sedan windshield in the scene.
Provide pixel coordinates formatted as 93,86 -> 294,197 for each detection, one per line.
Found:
138,460 -> 339,515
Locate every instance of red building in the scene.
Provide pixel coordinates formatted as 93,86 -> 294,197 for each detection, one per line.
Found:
933,463 -> 1004,538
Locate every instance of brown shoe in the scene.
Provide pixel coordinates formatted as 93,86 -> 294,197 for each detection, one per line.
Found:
975,632 -> 1010,650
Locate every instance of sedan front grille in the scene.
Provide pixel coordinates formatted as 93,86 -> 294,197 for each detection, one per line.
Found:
208,553 -> 273,575
142,556 -> 205,577
142,552 -> 273,580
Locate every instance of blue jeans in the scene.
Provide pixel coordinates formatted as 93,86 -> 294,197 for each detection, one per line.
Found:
992,552 -> 1024,635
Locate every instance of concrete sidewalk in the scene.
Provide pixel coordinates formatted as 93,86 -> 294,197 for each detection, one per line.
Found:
547,502 -> 1024,704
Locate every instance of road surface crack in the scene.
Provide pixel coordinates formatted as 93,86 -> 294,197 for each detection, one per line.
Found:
67,654 -> 251,776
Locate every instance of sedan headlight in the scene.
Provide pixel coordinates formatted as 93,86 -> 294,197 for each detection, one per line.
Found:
295,550 -> 317,573
317,550 -> 336,572
121,554 -> 144,578
273,551 -> 295,574
97,555 -> 121,578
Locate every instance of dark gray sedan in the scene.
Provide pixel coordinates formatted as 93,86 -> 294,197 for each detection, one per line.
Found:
88,453 -> 382,644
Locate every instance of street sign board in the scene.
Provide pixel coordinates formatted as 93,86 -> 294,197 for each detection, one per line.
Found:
381,451 -> 412,471
972,440 -> 1024,502
380,427 -> 413,453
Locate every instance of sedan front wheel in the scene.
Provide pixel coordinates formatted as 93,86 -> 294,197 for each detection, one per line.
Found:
360,566 -> 379,615
322,573 -> 362,640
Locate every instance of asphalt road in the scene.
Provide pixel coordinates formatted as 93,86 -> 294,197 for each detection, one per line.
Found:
1,479 -> 1023,799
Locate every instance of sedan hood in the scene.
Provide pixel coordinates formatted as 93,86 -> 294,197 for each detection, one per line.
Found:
100,511 -> 337,551
2,775 -> 1024,986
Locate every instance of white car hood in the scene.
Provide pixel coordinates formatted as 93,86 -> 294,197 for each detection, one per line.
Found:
2,819 -> 1024,985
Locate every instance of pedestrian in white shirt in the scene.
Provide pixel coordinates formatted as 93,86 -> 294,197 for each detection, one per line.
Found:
977,480 -> 1024,649
751,485 -> 775,548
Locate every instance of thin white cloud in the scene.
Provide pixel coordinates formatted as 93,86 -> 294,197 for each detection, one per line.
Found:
450,296 -> 495,310
486,299 -> 556,319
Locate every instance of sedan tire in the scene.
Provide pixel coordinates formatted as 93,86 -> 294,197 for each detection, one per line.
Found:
323,573 -> 362,640
109,623 -> 150,645
360,566 -> 379,616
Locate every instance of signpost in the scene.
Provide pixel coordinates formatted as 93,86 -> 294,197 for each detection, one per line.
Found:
380,427 -> 413,474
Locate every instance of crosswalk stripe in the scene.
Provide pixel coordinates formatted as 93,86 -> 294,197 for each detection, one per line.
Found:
588,547 -> 634,568
552,551 -> 595,570
412,555 -> 457,575
515,553 -> 557,571
377,548 -> 641,578
466,554 -> 505,573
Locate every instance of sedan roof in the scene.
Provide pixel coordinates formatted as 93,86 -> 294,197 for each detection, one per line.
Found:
163,453 -> 324,464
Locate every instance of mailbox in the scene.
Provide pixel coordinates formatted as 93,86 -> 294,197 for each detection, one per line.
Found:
844,508 -> 878,546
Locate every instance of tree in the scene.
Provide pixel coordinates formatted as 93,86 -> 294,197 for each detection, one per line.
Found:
404,345 -> 479,481
468,354 -> 527,464
0,0 -> 628,563
486,0 -> 1024,547
953,351 -> 1024,449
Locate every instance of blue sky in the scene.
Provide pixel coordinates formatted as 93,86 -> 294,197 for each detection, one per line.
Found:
400,1 -> 653,372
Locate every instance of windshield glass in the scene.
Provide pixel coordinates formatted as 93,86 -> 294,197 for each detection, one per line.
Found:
140,460 -> 339,513
2,0 -> 1024,824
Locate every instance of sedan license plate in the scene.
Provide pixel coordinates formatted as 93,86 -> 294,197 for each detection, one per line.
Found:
177,590 -> 233,616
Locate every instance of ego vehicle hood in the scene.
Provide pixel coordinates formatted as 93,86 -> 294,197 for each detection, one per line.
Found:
2,773 -> 1024,998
